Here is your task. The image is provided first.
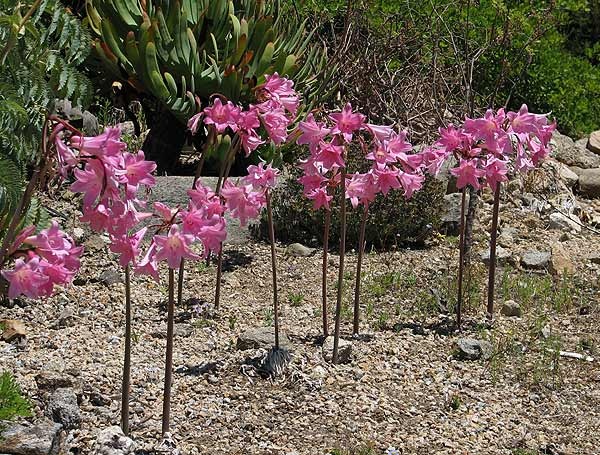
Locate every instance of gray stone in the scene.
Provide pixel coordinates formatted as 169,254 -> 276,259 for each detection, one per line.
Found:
521,251 -> 552,270
99,269 -> 123,286
577,168 -> 600,198
550,130 -> 600,168
82,111 -> 99,136
548,212 -> 582,233
588,130 -> 600,154
479,245 -> 511,266
0,419 -> 63,455
35,371 -> 77,392
500,300 -> 522,317
322,336 -> 352,364
116,121 -> 136,137
47,388 -> 81,430
498,227 -> 518,247
549,242 -> 575,276
441,192 -> 469,235
285,243 -> 316,257
93,426 -> 136,455
236,327 -> 291,350
454,338 -> 493,361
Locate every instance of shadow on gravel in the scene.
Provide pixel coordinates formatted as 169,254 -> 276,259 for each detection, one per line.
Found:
221,249 -> 253,272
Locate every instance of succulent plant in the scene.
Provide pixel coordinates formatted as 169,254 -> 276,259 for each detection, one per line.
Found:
87,0 -> 331,123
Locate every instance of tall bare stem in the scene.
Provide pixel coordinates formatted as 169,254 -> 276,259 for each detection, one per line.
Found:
266,190 -> 279,349
161,269 -> 175,435
332,167 -> 347,364
322,208 -> 331,338
120,265 -> 131,435
456,187 -> 467,330
486,184 -> 501,320
352,203 -> 368,336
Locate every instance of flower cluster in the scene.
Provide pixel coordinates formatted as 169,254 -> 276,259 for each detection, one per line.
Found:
187,73 -> 299,155
1,222 -> 82,299
424,104 -> 556,190
296,103 -> 428,210
55,125 -> 227,279
221,162 -> 281,226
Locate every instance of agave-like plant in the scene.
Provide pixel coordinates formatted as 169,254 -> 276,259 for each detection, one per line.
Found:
86,0 -> 332,171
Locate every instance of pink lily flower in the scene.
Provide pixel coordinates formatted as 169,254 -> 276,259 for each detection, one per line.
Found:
450,159 -> 486,189
154,225 -> 200,269
1,256 -> 49,299
329,103 -> 365,142
203,98 -> 241,133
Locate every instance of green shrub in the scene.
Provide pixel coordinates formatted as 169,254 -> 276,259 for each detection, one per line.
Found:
0,371 -> 32,422
252,164 -> 445,250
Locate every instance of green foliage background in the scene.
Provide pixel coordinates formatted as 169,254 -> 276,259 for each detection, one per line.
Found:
299,0 -> 600,137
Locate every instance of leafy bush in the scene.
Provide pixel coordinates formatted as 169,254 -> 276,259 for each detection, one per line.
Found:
0,371 -> 31,422
0,0 -> 92,246
252,165 -> 445,250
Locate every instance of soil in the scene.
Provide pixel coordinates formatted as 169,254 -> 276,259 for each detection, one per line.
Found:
2,176 -> 600,455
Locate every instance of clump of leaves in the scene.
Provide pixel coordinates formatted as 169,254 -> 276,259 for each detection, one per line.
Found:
0,371 -> 32,421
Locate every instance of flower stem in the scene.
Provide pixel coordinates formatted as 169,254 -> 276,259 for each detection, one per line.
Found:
353,203 -> 368,336
322,209 -> 331,338
161,268 -> 175,436
266,190 -> 279,349
486,183 -> 501,320
120,265 -> 131,435
456,187 -> 467,331
332,167 -> 347,364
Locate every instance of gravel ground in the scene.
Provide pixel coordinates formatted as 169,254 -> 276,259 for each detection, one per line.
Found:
2,177 -> 600,455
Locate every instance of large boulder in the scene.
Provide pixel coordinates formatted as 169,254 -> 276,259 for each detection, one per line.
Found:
0,419 -> 63,455
236,327 -> 291,351
587,130 -> 600,155
441,192 -> 469,236
577,168 -> 600,198
93,426 -> 136,455
47,388 -> 81,430
454,338 -> 493,360
551,131 -> 600,169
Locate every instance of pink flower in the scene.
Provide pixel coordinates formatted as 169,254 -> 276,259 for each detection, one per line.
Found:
187,112 -> 204,134
366,123 -> 395,142
398,170 -> 425,199
244,162 -> 280,190
203,98 -> 241,133
307,187 -> 333,210
135,243 -> 159,281
373,164 -> 401,195
239,130 -> 265,156
484,157 -> 508,190
450,159 -> 486,189
436,125 -> 473,153
118,151 -> 156,196
153,202 -> 178,223
298,173 -> 327,196
70,159 -> 109,208
109,227 -> 147,267
507,104 -> 546,135
315,141 -> 345,170
1,257 -> 49,299
345,172 -> 377,208
154,225 -> 200,269
297,114 -> 331,150
259,73 -> 300,115
221,180 -> 265,226
80,203 -> 111,232
24,220 -> 73,259
261,108 -> 289,145
196,215 -> 227,257
329,103 -> 365,142
70,127 -> 126,167
464,109 -> 501,149
7,225 -> 36,256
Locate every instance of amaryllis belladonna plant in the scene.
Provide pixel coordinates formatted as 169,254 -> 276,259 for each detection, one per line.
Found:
295,103 -> 433,362
424,104 -> 555,327
187,73 -> 300,315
